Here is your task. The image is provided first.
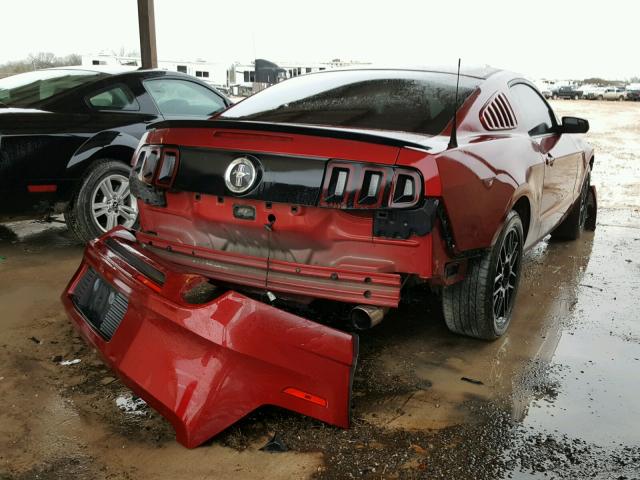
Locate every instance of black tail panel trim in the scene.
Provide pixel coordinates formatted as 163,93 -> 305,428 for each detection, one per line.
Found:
173,148 -> 327,206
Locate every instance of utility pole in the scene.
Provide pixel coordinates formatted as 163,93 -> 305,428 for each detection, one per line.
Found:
137,0 -> 158,69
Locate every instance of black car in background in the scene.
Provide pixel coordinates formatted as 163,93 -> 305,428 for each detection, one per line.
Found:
0,67 -> 230,241
551,85 -> 583,100
627,89 -> 640,101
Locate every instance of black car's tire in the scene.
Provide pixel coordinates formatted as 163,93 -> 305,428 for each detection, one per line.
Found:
65,160 -> 138,243
550,171 -> 590,241
442,210 -> 524,340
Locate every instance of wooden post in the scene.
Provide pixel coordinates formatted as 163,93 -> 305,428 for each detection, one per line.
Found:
137,0 -> 158,69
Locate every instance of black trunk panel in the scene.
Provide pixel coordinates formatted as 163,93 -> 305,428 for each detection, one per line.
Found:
174,148 -> 327,206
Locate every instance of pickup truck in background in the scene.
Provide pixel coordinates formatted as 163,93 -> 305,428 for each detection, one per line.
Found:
603,87 -> 627,101
582,85 -> 607,100
552,85 -> 583,99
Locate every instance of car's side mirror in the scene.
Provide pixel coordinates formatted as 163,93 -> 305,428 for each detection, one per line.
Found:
559,116 -> 589,134
528,122 -> 551,136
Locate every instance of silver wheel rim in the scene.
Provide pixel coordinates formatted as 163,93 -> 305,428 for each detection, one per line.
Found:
91,173 -> 138,233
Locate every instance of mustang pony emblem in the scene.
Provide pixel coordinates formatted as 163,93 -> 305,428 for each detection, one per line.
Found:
225,157 -> 257,193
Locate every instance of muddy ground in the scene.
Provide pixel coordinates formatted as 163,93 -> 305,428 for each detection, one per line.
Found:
1,100 -> 639,479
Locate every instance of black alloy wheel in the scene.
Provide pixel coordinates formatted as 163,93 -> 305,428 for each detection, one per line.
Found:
442,210 -> 524,340
493,228 -> 521,329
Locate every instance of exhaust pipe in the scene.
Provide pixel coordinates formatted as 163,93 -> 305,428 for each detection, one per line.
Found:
350,305 -> 388,330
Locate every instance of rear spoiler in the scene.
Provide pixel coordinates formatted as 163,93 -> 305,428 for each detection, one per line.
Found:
147,119 -> 431,150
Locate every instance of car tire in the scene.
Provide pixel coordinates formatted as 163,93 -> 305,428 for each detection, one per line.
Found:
442,210 -> 524,340
550,170 -> 590,241
65,160 -> 138,243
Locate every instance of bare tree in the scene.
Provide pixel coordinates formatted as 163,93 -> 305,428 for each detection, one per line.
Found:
60,54 -> 81,66
0,52 -> 81,77
28,52 -> 57,70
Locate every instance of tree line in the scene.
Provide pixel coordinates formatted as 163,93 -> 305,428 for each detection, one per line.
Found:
582,77 -> 640,86
1,53 -> 638,84
0,52 -> 81,78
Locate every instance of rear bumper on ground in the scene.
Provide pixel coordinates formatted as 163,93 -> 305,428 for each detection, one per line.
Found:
61,228 -> 358,448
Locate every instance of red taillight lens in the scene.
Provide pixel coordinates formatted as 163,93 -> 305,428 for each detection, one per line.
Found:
132,145 -> 179,189
319,160 -> 422,210
155,148 -> 180,188
133,146 -> 159,184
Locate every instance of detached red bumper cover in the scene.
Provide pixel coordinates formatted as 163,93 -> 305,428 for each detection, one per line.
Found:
61,228 -> 358,448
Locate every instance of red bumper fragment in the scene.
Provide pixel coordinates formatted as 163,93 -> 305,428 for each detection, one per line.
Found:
61,229 -> 358,448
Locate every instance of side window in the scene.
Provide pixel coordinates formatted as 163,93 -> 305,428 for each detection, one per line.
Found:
144,79 -> 226,117
87,85 -> 139,111
510,83 -> 555,136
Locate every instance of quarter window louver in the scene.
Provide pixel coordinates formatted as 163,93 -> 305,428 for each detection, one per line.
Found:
480,93 -> 517,130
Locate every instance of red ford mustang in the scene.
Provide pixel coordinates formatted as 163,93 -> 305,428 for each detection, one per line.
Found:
62,67 -> 596,447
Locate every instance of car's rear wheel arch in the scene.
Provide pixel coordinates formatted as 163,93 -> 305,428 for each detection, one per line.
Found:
489,193 -> 531,249
87,145 -> 136,168
65,144 -> 136,207
511,195 -> 531,244
65,145 -> 136,215
66,130 -> 139,177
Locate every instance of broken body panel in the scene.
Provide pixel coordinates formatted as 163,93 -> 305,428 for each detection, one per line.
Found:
62,228 -> 357,448
133,126 -> 445,307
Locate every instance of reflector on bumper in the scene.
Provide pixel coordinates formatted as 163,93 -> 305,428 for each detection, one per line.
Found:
61,229 -> 358,448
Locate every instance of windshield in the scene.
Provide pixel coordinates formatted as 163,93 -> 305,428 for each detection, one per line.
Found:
0,69 -> 108,108
221,70 -> 481,135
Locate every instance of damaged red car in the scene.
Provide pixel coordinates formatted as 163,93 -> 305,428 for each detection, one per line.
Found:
62,67 -> 596,447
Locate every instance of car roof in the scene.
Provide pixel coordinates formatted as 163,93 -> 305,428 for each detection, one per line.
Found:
306,65 -> 502,80
44,65 -> 137,75
44,66 -> 203,80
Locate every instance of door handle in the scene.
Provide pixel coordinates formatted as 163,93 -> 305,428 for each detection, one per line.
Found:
545,153 -> 555,166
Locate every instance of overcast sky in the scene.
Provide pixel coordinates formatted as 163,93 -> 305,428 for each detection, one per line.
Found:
1,0 -> 638,79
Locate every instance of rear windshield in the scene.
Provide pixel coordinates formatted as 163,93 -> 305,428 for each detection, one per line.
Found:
0,69 -> 107,108
221,70 -> 481,135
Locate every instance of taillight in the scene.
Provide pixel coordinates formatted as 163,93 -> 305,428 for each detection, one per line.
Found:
155,148 -> 179,188
319,160 -> 422,209
389,170 -> 421,208
322,163 -> 356,206
133,145 -> 180,189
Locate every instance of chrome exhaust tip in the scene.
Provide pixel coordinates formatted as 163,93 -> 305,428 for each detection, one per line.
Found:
350,305 -> 388,330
